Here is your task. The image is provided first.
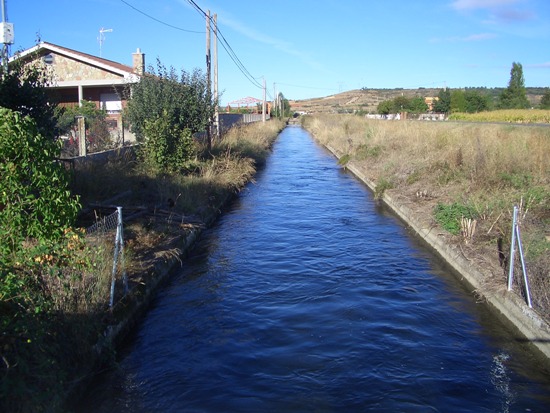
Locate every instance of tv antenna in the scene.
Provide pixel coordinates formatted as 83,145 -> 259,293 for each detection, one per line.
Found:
98,27 -> 113,57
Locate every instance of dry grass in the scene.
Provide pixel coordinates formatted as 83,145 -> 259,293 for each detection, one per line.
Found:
303,114 -> 550,319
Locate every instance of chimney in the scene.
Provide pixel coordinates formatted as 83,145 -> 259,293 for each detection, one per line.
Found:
132,48 -> 145,75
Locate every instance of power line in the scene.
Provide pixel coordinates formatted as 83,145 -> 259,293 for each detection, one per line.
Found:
119,0 -> 265,91
119,0 -> 203,34
185,0 -> 263,89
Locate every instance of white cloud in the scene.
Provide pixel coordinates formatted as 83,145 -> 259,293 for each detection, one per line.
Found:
463,33 -> 498,41
526,62 -> 550,68
430,33 -> 497,42
451,0 -> 522,10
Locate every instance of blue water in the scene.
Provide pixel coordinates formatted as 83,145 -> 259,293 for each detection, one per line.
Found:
81,126 -> 550,412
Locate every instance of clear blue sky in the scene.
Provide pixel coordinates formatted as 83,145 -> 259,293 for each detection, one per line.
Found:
7,0 -> 550,105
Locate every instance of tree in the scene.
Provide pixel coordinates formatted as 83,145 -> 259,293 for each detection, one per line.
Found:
464,90 -> 491,113
377,100 -> 393,115
125,59 -> 215,141
539,89 -> 550,109
450,90 -> 467,113
433,89 -> 451,113
272,92 -> 291,118
392,95 -> 410,113
408,96 -> 429,114
498,62 -> 530,109
1,58 -> 59,139
125,60 -> 215,171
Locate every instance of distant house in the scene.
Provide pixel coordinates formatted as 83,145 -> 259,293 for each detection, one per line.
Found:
424,96 -> 439,112
9,41 -> 145,142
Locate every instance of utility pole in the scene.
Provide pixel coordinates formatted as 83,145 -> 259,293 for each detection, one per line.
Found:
273,82 -> 277,116
213,13 -> 219,141
0,0 -> 14,74
262,77 -> 266,122
205,10 -> 212,151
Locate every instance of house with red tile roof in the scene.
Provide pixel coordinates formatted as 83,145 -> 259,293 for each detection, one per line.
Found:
9,41 -> 145,142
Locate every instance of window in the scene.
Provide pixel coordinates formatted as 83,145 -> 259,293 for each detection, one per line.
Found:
100,93 -> 122,114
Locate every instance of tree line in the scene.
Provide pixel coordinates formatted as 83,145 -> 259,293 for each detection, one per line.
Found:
377,62 -> 550,115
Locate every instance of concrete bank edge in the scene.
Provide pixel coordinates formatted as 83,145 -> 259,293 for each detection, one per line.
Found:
323,144 -> 550,362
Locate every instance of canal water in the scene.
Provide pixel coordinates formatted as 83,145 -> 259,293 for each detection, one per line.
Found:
81,126 -> 550,412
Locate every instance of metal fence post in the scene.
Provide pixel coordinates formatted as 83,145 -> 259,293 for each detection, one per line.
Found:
506,205 -> 532,308
507,206 -> 518,291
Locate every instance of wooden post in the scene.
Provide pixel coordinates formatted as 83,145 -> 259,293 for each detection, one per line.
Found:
213,13 -> 219,141
205,10 -> 212,152
262,77 -> 265,122
77,116 -> 86,157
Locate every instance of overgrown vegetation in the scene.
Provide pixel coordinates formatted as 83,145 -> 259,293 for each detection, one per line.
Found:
302,114 -> 549,319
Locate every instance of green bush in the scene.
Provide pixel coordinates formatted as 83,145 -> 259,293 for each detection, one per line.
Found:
125,59 -> 214,141
434,202 -> 476,235
0,108 -> 84,412
140,113 -> 196,174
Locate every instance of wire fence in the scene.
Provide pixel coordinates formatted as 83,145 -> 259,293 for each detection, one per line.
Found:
86,207 -> 128,308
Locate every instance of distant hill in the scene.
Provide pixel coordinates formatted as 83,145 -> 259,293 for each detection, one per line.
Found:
289,87 -> 547,114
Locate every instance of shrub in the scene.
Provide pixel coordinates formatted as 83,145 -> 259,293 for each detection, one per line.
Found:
434,202 -> 476,235
374,177 -> 394,199
140,112 -> 196,174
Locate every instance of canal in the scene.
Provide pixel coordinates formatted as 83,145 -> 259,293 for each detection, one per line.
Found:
81,126 -> 550,412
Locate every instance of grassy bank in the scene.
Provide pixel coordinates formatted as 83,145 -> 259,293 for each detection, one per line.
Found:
302,114 -> 549,320
1,119 -> 285,413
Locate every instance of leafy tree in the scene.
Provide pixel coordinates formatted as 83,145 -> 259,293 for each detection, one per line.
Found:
450,90 -> 467,113
498,62 -> 530,109
377,99 -> 393,115
272,92 -> 291,118
377,96 -> 428,114
392,95 -> 410,113
539,89 -> 550,109
1,57 -> 59,139
125,59 -> 215,141
433,88 -> 451,113
408,96 -> 429,114
464,90 -> 491,113
140,111 -> 196,173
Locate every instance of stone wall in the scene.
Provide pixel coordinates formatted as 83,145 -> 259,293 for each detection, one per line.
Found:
50,53 -> 121,82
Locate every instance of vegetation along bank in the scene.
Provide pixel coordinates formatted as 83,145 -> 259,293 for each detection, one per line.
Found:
302,113 -> 550,363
